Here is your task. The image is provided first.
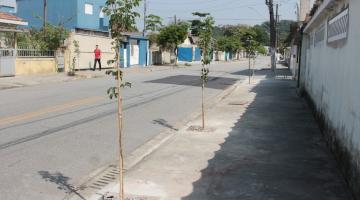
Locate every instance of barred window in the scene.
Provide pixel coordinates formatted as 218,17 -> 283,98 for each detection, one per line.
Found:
327,8 -> 349,43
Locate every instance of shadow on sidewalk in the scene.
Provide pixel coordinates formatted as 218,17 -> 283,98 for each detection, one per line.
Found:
232,68 -> 274,77
181,73 -> 353,199
232,67 -> 291,79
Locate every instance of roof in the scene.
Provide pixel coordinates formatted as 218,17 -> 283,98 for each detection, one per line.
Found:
122,32 -> 148,40
0,12 -> 27,26
302,0 -> 336,33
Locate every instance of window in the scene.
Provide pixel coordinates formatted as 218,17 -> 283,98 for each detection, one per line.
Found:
85,3 -> 93,15
327,8 -> 349,43
99,7 -> 104,18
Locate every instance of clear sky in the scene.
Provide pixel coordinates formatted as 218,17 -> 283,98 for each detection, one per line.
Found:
136,0 -> 301,29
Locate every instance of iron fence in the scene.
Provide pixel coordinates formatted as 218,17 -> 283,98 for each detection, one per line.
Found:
0,49 -> 15,57
17,49 -> 55,57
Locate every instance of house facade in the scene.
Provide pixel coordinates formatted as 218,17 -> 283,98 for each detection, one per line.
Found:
16,0 -> 150,71
120,34 -> 150,68
0,0 -> 30,77
16,0 -> 112,71
177,36 -> 201,63
17,0 -> 109,31
298,0 -> 360,198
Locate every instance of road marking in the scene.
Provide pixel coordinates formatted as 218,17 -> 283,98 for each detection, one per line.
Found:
0,96 -> 105,126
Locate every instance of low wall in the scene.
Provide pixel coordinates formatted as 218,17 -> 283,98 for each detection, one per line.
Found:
15,57 -> 56,75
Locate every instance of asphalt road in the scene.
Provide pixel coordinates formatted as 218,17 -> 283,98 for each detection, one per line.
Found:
0,57 -> 269,200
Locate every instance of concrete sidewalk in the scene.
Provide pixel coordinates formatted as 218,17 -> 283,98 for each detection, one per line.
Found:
85,67 -> 353,200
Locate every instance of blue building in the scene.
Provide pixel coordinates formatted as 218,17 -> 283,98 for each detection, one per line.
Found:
177,36 -> 202,63
16,0 -> 109,32
15,0 -> 149,70
120,34 -> 149,68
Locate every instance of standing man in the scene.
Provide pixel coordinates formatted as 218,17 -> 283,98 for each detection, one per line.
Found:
93,45 -> 102,71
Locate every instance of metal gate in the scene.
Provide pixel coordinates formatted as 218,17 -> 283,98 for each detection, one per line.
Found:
0,49 -> 16,77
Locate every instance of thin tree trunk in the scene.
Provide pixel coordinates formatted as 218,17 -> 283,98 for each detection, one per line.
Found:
116,48 -> 125,200
202,78 -> 205,129
253,57 -> 256,77
174,47 -> 178,66
248,56 -> 251,84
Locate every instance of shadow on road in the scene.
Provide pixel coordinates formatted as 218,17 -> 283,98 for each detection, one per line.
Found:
38,171 -> 86,200
145,75 -> 239,90
181,71 -> 352,199
153,119 -> 179,131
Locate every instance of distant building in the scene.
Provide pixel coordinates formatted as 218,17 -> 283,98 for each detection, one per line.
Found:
120,33 -> 150,68
177,35 -> 201,63
16,0 -> 109,32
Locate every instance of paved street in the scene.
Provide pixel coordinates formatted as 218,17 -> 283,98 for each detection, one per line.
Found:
0,59 -> 265,200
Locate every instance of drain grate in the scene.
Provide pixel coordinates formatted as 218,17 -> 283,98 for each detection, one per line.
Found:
67,165 -> 163,200
66,165 -> 120,199
87,165 -> 119,191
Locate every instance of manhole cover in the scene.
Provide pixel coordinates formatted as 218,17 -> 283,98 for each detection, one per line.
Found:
187,125 -> 216,133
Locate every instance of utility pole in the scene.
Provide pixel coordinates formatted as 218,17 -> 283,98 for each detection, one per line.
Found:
43,0 -> 47,29
265,0 -> 276,71
174,15 -> 177,25
143,0 -> 147,36
275,3 -> 279,59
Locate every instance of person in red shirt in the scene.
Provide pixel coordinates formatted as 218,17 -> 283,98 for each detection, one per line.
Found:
93,45 -> 102,71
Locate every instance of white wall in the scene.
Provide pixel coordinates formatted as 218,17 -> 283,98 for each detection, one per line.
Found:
130,44 -> 139,65
289,45 -> 298,79
300,0 -> 360,191
68,32 -> 115,70
216,51 -> 225,61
